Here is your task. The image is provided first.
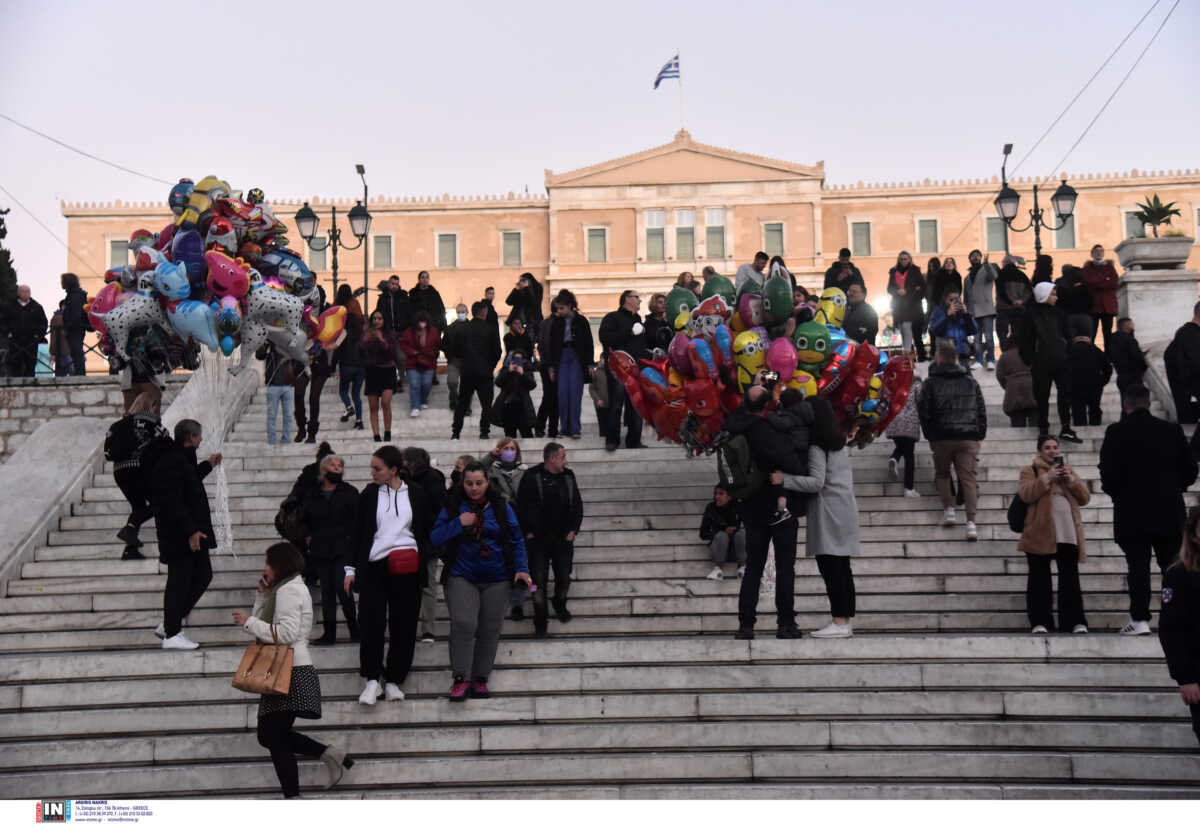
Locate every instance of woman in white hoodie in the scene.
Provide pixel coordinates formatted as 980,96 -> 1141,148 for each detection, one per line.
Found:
233,542 -> 354,797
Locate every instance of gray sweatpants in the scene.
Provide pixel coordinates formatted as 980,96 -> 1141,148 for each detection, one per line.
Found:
418,557 -> 439,637
445,576 -> 510,680
709,530 -> 747,565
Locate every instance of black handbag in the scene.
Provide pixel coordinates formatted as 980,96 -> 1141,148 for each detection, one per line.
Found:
1006,464 -> 1039,533
274,496 -> 305,545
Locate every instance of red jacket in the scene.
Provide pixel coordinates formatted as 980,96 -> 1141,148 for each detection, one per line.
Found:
399,326 -> 441,371
1081,259 -> 1119,315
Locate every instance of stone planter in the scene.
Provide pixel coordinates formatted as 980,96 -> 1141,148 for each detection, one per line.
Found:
1115,236 -> 1195,270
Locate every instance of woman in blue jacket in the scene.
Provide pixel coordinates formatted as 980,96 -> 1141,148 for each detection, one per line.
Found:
432,461 -> 531,701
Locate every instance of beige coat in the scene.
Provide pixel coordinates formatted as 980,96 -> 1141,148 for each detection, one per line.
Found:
1016,456 -> 1090,560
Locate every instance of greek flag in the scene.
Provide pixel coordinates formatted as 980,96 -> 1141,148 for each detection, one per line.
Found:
653,54 -> 680,89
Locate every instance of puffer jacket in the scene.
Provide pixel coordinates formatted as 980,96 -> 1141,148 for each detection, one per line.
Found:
928,305 -> 976,357
917,362 -> 987,441
1016,456 -> 1090,559
430,495 -> 529,583
884,377 -> 922,441
995,348 -> 1036,414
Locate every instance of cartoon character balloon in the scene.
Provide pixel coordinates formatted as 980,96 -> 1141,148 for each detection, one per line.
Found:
732,329 -> 767,393
815,287 -> 847,329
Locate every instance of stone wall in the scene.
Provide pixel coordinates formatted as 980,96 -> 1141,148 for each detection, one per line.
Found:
0,375 -> 187,461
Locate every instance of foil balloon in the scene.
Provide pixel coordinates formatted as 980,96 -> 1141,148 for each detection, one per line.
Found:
259,248 -> 316,299
732,329 -> 767,393
688,296 -> 731,341
687,338 -> 720,383
712,324 -> 736,385
606,351 -> 651,422
815,287 -> 847,328
761,272 -> 795,325
166,300 -> 220,351
792,321 -> 832,377
155,222 -> 177,254
168,179 -> 195,215
765,335 -> 798,378
700,273 -> 736,308
205,251 -> 252,300
93,270 -> 168,363
737,292 -> 765,331
87,281 -> 131,345
664,286 -> 699,326
302,305 -> 348,348
171,229 -> 209,287
153,259 -> 191,302
668,332 -> 693,376
205,216 -> 238,254
175,174 -> 232,229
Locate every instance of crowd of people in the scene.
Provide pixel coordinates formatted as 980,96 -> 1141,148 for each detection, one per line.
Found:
2,273 -> 92,377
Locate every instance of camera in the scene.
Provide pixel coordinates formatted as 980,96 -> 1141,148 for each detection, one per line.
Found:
1052,455 -> 1065,469
761,369 -> 780,388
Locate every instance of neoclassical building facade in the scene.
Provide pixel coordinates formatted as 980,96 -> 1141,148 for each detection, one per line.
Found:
64,130 -> 1200,322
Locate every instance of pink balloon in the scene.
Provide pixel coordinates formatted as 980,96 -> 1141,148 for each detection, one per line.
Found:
738,293 -> 764,330
667,332 -> 694,376
766,336 -> 798,376
87,282 -> 131,340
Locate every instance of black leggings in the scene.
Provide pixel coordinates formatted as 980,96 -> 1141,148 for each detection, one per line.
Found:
1118,535 -> 1179,622
536,366 -> 559,436
890,437 -> 916,490
257,711 -> 327,798
815,555 -> 856,619
113,466 -> 153,539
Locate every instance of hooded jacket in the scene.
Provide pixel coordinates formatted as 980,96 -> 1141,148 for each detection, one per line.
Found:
917,362 -> 987,441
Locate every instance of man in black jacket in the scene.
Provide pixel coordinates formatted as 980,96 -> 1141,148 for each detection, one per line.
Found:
841,283 -> 878,345
918,341 -> 987,541
505,273 -> 544,334
442,303 -> 471,413
403,447 -> 447,644
299,454 -> 360,645
724,385 -> 804,640
1066,315 -> 1112,427
144,418 -> 222,650
1099,384 -> 1199,634
995,256 -> 1031,349
823,248 -> 866,294
598,290 -> 647,451
517,442 -> 584,638
60,272 -> 88,376
1019,282 -> 1077,443
1164,302 -> 1200,425
449,301 -> 502,440
5,284 -> 48,377
375,275 -> 411,392
1108,317 -> 1147,406
410,271 -> 447,332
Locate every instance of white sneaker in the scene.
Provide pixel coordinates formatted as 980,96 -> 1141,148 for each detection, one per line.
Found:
420,403 -> 429,410
1119,620 -> 1151,635
153,621 -> 165,639
904,488 -> 921,498
810,621 -> 852,639
359,679 -> 383,705
965,521 -> 978,541
383,682 -> 405,701
736,565 -> 746,578
888,458 -> 899,480
1072,624 -> 1089,634
942,507 -> 956,526
410,408 -> 420,418
970,361 -> 981,370
986,362 -> 996,371
1031,625 -> 1048,634
162,633 -> 198,650
706,566 -> 724,581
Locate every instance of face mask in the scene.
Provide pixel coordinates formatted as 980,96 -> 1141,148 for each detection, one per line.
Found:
500,449 -> 517,463
1092,253 -> 1104,263
418,321 -> 427,329
325,472 -> 343,485
457,312 -> 468,321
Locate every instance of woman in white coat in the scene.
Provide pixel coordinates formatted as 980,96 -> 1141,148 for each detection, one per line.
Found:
777,397 -> 861,638
232,542 -> 354,797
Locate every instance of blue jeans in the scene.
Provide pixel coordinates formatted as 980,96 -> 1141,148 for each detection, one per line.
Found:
974,315 -> 996,366
266,385 -> 293,444
409,369 -> 434,411
557,349 -> 584,436
339,365 -> 364,420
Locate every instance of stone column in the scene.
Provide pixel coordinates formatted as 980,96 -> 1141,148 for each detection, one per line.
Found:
1117,266 -> 1200,422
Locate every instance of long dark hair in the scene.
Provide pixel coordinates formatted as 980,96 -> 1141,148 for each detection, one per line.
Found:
809,396 -> 845,452
445,459 -> 502,513
373,445 -> 410,483
266,541 -> 306,583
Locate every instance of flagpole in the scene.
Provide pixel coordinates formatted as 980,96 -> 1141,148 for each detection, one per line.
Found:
677,49 -> 684,130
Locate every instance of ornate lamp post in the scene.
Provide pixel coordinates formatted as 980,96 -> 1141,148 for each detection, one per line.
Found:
994,144 -> 1078,257
294,189 -> 371,295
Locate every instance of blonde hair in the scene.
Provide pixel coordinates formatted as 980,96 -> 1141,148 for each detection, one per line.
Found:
675,271 -> 694,287
128,392 -> 157,416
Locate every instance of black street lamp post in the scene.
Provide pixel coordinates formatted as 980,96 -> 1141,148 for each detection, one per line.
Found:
994,144 -> 1078,257
294,170 -> 372,296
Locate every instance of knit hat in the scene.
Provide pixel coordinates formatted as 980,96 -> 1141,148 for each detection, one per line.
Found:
1033,282 -> 1054,304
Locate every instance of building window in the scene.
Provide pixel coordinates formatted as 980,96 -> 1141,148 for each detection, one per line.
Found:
437,233 -> 457,268
764,222 -> 784,257
705,208 -> 725,258
109,240 -> 128,269
1055,215 -> 1076,250
587,228 -> 607,263
918,219 -> 939,254
309,244 -> 327,272
646,209 -> 665,262
502,232 -> 521,267
676,209 -> 694,261
986,217 -> 1007,252
1124,211 -> 1146,239
372,236 -> 392,270
850,222 -> 871,257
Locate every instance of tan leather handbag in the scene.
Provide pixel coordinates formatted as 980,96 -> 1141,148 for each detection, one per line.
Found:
231,624 -> 294,696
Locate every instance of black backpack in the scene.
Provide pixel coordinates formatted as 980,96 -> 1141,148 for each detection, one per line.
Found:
716,432 -> 767,501
1006,464 -> 1040,533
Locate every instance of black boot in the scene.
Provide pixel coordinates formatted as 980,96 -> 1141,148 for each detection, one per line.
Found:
305,422 -> 319,444
294,427 -> 306,443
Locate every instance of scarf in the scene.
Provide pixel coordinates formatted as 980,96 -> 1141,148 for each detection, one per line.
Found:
467,497 -> 490,550
258,573 -> 300,625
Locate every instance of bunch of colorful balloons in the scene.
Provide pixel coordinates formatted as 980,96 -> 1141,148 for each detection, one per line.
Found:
86,175 -> 348,377
608,264 -> 914,452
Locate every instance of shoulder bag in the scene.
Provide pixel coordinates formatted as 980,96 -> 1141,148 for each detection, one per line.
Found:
231,624 -> 294,696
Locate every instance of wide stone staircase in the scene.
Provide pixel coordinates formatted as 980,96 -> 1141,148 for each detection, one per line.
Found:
1,368 -> 1198,799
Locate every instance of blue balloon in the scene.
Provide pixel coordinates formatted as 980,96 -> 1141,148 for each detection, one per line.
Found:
171,229 -> 209,288
220,335 -> 236,356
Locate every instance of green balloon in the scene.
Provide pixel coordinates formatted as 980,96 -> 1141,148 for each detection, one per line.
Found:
700,273 -> 736,309
761,274 -> 795,325
792,321 -> 832,376
734,278 -> 761,308
665,285 -> 698,323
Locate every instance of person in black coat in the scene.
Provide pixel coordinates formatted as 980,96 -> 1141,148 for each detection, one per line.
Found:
343,445 -> 433,702
886,252 -> 926,360
598,290 -> 647,451
491,352 -> 536,438
1065,315 -> 1112,427
503,317 -> 535,360
534,296 -> 560,438
1099,384 -> 1200,634
1159,507 -> 1200,746
1019,282 -> 1076,442
299,454 -> 360,645
449,301 -> 503,440
410,271 -> 447,332
842,283 -> 879,345
548,291 -> 595,440
505,273 -> 544,335
1108,318 -> 1147,403
699,483 -> 746,580
642,293 -> 673,353
823,249 -> 866,295
60,272 -> 88,376
995,256 -> 1032,349
1164,303 -> 1200,425
927,257 -> 964,312
516,442 -> 585,637
5,285 -> 48,377
144,418 -> 221,649
403,447 -> 447,643
103,392 -> 169,560
1054,265 -> 1093,330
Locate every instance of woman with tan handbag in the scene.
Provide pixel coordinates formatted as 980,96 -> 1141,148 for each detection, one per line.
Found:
233,542 -> 354,797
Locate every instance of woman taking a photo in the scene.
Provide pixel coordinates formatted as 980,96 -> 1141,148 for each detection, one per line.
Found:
359,310 -> 397,442
232,542 -> 353,797
343,446 -> 433,705
431,461 -> 531,701
1016,435 -> 1090,634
